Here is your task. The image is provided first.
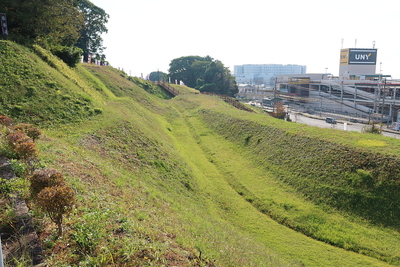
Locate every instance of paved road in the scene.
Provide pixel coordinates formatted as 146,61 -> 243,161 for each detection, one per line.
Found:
290,112 -> 400,139
245,101 -> 400,139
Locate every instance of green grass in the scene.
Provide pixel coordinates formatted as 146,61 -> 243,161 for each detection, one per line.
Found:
187,114 -> 400,264
168,98 -> 400,265
0,40 -> 108,125
1,40 -> 400,266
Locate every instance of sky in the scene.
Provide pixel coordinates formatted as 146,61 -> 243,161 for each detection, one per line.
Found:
90,0 -> 400,79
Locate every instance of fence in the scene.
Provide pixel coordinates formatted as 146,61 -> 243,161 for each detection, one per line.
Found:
155,81 -> 180,96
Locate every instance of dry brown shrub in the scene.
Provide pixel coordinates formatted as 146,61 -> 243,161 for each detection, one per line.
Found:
14,141 -> 38,160
29,169 -> 65,196
0,115 -> 13,126
10,123 -> 41,141
6,132 -> 37,161
36,184 -> 76,236
7,132 -> 30,149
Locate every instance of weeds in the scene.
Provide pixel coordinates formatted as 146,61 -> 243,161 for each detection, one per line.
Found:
3,39 -> 400,266
361,123 -> 382,134
70,208 -> 114,257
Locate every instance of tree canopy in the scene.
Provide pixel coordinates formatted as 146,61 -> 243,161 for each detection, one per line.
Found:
76,0 -> 109,62
1,0 -> 109,65
0,0 -> 84,47
168,56 -> 238,96
149,71 -> 168,82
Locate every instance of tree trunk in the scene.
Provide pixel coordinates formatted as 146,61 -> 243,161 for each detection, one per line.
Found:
56,216 -> 63,237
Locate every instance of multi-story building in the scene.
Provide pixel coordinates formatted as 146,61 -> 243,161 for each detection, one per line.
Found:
233,64 -> 307,86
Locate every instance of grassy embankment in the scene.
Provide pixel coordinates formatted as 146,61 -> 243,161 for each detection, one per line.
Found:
1,40 -> 400,266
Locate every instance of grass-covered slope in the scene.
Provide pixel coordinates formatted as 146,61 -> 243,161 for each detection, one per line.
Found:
1,40 -> 400,266
84,64 -> 174,99
184,102 -> 400,264
198,108 -> 400,225
0,41 -> 111,125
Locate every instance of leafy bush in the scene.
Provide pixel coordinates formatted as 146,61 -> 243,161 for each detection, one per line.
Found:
51,45 -> 83,68
9,159 -> 28,178
0,177 -> 15,196
0,176 -> 29,198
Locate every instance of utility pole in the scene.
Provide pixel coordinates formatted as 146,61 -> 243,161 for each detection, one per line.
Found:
319,96 -> 322,117
340,81 -> 344,112
380,78 -> 386,129
373,83 -> 379,114
273,77 -> 277,113
392,87 -> 397,125
354,85 -> 357,109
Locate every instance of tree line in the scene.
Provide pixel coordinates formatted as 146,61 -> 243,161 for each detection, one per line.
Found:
149,56 -> 238,97
0,0 -> 109,67
1,2 -> 237,96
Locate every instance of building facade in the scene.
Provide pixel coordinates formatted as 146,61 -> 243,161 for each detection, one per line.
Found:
339,48 -> 377,79
233,64 -> 307,86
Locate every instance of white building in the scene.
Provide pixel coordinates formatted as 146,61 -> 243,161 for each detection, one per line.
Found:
234,64 -> 307,86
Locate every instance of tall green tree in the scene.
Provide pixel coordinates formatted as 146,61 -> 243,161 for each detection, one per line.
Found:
168,56 -> 209,88
0,0 -> 84,47
76,0 -> 109,62
149,71 -> 168,82
168,56 -> 238,96
204,60 -> 238,96
192,61 -> 210,84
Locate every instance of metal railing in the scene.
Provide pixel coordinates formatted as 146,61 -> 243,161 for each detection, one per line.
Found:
155,81 -> 180,96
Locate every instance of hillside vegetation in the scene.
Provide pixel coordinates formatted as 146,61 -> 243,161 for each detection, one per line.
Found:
1,40 -> 400,266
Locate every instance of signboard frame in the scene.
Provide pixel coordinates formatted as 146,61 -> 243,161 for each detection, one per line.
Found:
0,13 -> 8,35
341,48 -> 377,65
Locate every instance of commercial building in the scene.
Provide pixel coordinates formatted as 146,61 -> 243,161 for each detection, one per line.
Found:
274,47 -> 400,125
339,48 -> 378,79
233,64 -> 307,86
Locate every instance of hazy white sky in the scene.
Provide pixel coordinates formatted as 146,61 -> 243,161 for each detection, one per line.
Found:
91,0 -> 400,78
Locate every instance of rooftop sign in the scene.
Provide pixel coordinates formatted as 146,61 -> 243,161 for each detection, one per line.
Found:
340,48 -> 377,65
